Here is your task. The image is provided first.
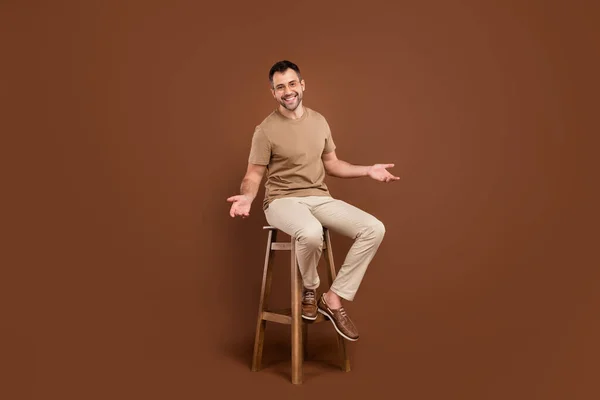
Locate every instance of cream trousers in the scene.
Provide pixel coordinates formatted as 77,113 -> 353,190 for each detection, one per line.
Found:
264,195 -> 385,301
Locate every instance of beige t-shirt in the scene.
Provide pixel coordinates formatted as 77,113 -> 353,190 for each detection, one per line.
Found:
248,106 -> 336,210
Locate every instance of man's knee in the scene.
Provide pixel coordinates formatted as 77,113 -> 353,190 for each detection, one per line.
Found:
364,218 -> 386,242
296,224 -> 324,249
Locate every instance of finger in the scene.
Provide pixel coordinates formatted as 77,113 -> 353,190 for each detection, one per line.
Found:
383,163 -> 395,169
227,196 -> 238,202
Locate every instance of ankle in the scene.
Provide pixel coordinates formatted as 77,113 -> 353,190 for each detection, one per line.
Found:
324,291 -> 343,309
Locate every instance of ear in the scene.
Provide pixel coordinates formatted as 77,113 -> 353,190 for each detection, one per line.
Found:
301,79 -> 306,91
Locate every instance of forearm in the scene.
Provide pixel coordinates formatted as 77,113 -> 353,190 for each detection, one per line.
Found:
240,177 -> 260,202
325,159 -> 371,178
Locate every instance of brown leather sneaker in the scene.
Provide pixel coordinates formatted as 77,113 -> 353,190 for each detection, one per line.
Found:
317,293 -> 359,341
301,288 -> 318,320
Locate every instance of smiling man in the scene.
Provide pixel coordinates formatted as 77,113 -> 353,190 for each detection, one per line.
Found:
227,60 -> 399,341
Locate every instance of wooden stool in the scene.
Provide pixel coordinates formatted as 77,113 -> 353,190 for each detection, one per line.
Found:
251,225 -> 351,384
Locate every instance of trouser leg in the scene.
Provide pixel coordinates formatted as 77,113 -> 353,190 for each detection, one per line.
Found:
264,198 -> 324,290
311,198 -> 386,301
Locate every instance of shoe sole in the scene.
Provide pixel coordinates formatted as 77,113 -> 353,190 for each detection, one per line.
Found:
301,314 -> 317,321
317,308 -> 359,341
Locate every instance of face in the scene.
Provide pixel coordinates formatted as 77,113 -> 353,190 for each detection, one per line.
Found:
271,69 -> 305,111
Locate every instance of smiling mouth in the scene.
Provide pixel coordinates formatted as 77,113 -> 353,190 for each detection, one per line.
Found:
284,95 -> 297,102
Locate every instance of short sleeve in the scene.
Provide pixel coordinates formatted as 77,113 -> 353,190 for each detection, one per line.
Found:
323,120 -> 336,154
248,126 -> 271,165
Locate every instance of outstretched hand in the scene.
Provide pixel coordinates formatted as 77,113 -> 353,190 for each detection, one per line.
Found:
227,195 -> 252,218
368,163 -> 400,182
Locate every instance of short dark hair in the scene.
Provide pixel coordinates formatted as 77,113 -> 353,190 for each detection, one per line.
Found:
268,60 -> 302,86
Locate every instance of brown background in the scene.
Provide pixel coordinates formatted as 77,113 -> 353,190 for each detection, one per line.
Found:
2,1 -> 598,399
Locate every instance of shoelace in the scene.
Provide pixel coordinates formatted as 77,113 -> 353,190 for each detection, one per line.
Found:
303,291 -> 315,302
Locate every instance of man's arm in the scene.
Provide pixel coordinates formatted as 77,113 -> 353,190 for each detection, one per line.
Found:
239,163 -> 267,202
322,150 -> 369,178
322,150 -> 400,182
227,163 -> 267,218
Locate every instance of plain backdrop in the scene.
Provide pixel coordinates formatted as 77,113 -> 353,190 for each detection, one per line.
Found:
1,1 -> 598,399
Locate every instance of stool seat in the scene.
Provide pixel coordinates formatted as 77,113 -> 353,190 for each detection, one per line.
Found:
251,226 -> 350,384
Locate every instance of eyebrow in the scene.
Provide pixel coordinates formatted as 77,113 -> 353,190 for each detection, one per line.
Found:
275,80 -> 298,87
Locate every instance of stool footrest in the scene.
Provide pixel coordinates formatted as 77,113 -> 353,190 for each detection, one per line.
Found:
262,308 -> 327,324
262,311 -> 292,324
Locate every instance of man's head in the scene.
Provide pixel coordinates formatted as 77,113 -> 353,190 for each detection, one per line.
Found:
269,60 -> 305,112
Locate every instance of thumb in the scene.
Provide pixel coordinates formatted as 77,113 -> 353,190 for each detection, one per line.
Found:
227,195 -> 240,202
383,163 -> 395,168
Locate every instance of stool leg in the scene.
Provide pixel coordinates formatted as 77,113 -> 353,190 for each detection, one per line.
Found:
252,229 -> 276,372
323,229 -> 351,372
291,238 -> 303,384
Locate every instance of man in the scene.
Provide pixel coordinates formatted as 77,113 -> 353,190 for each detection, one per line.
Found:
227,60 -> 399,341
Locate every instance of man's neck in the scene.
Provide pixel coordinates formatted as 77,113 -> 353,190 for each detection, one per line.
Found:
278,104 -> 305,120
